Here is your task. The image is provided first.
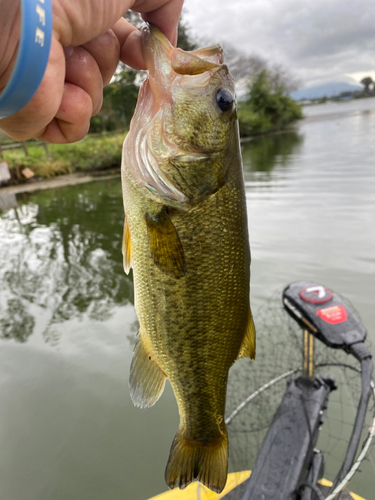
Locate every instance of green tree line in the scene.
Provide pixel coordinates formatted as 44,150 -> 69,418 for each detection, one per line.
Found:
238,70 -> 303,136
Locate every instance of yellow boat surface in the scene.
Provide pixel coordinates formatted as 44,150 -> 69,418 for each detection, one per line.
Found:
148,471 -> 251,500
148,472 -> 366,500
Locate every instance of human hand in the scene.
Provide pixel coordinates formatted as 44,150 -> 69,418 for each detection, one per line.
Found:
0,0 -> 184,143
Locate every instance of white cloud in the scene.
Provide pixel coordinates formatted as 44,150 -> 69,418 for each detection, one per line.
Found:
183,0 -> 375,87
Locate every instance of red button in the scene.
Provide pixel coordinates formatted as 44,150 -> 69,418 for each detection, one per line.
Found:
300,286 -> 333,304
316,305 -> 347,324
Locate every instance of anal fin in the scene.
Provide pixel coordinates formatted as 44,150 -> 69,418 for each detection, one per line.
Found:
122,216 -> 132,274
129,333 -> 166,408
238,309 -> 256,360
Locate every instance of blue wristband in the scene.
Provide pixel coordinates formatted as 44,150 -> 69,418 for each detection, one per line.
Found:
0,0 -> 52,119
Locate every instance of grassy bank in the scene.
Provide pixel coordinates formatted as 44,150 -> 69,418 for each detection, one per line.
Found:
1,131 -> 125,184
1,87 -> 302,187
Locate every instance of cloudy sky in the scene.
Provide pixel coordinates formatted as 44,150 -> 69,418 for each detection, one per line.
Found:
183,0 -> 375,88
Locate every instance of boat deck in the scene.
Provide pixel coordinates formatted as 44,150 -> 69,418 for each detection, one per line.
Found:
149,472 -> 366,500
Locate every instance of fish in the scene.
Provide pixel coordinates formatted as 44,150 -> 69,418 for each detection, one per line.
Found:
121,23 -> 255,494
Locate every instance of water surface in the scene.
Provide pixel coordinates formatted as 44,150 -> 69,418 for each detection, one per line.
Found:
0,98 -> 374,499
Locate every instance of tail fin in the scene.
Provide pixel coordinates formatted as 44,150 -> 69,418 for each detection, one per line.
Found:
165,429 -> 228,493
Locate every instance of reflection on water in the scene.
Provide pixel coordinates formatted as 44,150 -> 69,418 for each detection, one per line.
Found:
0,297 -> 35,342
0,192 -> 17,211
0,98 -> 375,500
241,131 -> 303,177
302,95 -> 375,121
0,130 -> 303,347
0,181 -> 134,346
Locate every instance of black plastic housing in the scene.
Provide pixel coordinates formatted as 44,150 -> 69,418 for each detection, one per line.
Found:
282,281 -> 367,351
224,376 -> 334,500
224,281 -> 372,499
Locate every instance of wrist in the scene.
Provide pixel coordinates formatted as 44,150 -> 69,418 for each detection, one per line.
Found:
0,1 -> 21,92
0,0 -> 53,119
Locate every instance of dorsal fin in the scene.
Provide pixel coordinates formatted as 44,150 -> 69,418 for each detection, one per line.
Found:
238,310 -> 256,360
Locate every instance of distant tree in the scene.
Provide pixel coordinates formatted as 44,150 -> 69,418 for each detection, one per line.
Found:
105,66 -> 140,126
220,44 -> 302,96
360,76 -> 373,93
267,63 -> 302,96
222,44 -> 267,82
177,18 -> 197,50
90,66 -> 140,132
237,69 -> 303,137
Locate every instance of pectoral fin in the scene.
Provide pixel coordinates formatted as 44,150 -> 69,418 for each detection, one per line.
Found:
122,216 -> 132,274
129,333 -> 166,409
145,207 -> 186,279
238,311 -> 256,360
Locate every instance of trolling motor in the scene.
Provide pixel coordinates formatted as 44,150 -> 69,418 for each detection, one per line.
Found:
283,281 -> 372,498
225,281 -> 372,500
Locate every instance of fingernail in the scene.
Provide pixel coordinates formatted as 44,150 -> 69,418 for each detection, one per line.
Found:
63,46 -> 74,59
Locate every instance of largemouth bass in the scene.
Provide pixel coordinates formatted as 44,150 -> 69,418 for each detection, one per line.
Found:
121,23 -> 255,494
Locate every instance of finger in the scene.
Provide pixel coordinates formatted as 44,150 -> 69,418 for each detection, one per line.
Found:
112,17 -> 145,70
64,45 -> 103,116
81,29 -> 120,86
52,0 -> 133,47
137,0 -> 184,46
38,82 -> 92,143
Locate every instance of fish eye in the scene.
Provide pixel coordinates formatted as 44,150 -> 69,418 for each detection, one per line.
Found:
215,88 -> 234,112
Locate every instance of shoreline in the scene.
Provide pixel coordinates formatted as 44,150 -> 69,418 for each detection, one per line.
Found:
2,97 -> 375,198
0,169 -> 120,196
0,127 -> 301,197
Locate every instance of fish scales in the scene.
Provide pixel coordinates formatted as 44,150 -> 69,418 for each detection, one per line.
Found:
121,23 -> 255,494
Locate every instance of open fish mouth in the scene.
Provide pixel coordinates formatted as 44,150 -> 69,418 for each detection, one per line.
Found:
141,23 -> 224,79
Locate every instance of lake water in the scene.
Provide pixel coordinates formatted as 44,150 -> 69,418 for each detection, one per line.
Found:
0,98 -> 374,500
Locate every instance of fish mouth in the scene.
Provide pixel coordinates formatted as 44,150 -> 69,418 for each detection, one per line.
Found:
141,23 -> 224,79
140,22 -> 227,158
